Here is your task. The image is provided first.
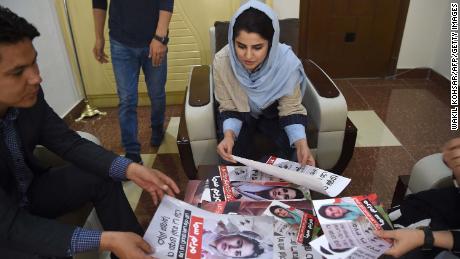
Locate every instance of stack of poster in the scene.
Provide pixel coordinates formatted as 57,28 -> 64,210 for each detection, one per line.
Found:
145,195 -> 319,259
200,200 -> 322,258
201,177 -> 311,203
183,164 -> 312,206
201,200 -> 322,246
311,194 -> 393,258
233,156 -> 351,197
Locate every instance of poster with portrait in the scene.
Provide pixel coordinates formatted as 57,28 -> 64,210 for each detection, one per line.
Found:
233,156 -> 351,197
184,180 -> 207,206
200,200 -> 322,259
200,200 -> 314,216
201,175 -> 311,203
311,194 -> 393,258
145,196 -> 275,259
218,165 -> 284,182
262,201 -> 321,246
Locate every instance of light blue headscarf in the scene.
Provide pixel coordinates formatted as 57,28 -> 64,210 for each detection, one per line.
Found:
228,0 -> 307,110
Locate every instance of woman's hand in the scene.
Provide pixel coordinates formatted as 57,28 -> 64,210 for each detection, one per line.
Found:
217,131 -> 237,163
294,139 -> 315,167
126,163 -> 180,206
374,229 -> 424,258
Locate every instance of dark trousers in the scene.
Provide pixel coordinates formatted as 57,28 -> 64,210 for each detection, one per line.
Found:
1,165 -> 143,258
218,114 -> 295,163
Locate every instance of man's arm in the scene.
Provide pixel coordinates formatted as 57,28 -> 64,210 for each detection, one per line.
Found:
375,229 -> 455,258
149,0 -> 173,66
92,0 -> 108,63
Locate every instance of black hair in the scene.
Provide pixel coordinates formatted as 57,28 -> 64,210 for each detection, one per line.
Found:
0,6 -> 40,45
256,186 -> 304,200
232,7 -> 274,43
269,205 -> 290,219
318,204 -> 348,219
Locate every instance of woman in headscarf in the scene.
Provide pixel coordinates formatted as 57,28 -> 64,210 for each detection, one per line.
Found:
269,205 -> 302,226
214,1 -> 315,167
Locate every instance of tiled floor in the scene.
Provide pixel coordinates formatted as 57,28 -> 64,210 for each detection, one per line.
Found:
69,76 -> 458,232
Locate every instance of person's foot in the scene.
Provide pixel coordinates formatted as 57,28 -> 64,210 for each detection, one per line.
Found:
151,125 -> 164,147
125,153 -> 143,165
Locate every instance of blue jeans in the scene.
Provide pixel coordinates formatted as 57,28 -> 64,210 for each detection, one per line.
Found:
110,38 -> 167,154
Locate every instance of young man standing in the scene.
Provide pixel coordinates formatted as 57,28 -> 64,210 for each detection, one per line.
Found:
92,0 -> 173,163
0,6 -> 179,258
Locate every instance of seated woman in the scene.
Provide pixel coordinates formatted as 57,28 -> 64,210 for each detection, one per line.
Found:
214,0 -> 315,166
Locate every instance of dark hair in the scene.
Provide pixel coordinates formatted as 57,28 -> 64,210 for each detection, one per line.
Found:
269,205 -> 290,218
0,6 -> 40,45
232,7 -> 274,43
318,204 -> 348,219
257,186 -> 304,200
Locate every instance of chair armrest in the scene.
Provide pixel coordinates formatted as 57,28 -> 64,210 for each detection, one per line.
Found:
302,59 -> 347,132
302,60 -> 352,171
177,65 -> 219,178
185,65 -> 216,142
408,153 -> 453,194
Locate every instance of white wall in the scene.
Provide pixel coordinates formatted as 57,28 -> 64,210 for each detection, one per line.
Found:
273,0 -> 299,19
431,4 -> 451,79
2,0 -> 83,117
397,0 -> 451,78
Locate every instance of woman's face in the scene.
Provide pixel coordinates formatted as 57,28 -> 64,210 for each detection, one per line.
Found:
215,235 -> 256,257
269,187 -> 298,200
325,205 -> 347,219
234,30 -> 269,72
274,207 -> 290,218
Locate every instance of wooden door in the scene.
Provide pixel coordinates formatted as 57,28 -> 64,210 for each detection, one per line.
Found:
299,0 -> 410,78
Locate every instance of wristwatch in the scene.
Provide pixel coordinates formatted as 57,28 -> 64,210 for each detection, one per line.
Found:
421,227 -> 434,250
153,34 -> 169,45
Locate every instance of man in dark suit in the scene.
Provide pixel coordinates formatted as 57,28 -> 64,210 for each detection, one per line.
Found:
0,6 -> 179,259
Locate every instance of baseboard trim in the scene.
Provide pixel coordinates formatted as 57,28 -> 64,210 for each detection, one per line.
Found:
396,68 -> 449,87
63,91 -> 185,122
87,91 -> 185,108
429,69 -> 450,88
394,68 -> 430,79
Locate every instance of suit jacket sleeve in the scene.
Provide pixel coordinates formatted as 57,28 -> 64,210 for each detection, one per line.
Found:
31,89 -> 118,178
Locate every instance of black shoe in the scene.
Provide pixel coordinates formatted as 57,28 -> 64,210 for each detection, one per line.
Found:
151,125 -> 164,147
125,153 -> 143,164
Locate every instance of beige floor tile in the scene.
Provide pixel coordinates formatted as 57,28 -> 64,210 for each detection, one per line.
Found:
348,110 -> 401,147
157,117 -> 180,154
